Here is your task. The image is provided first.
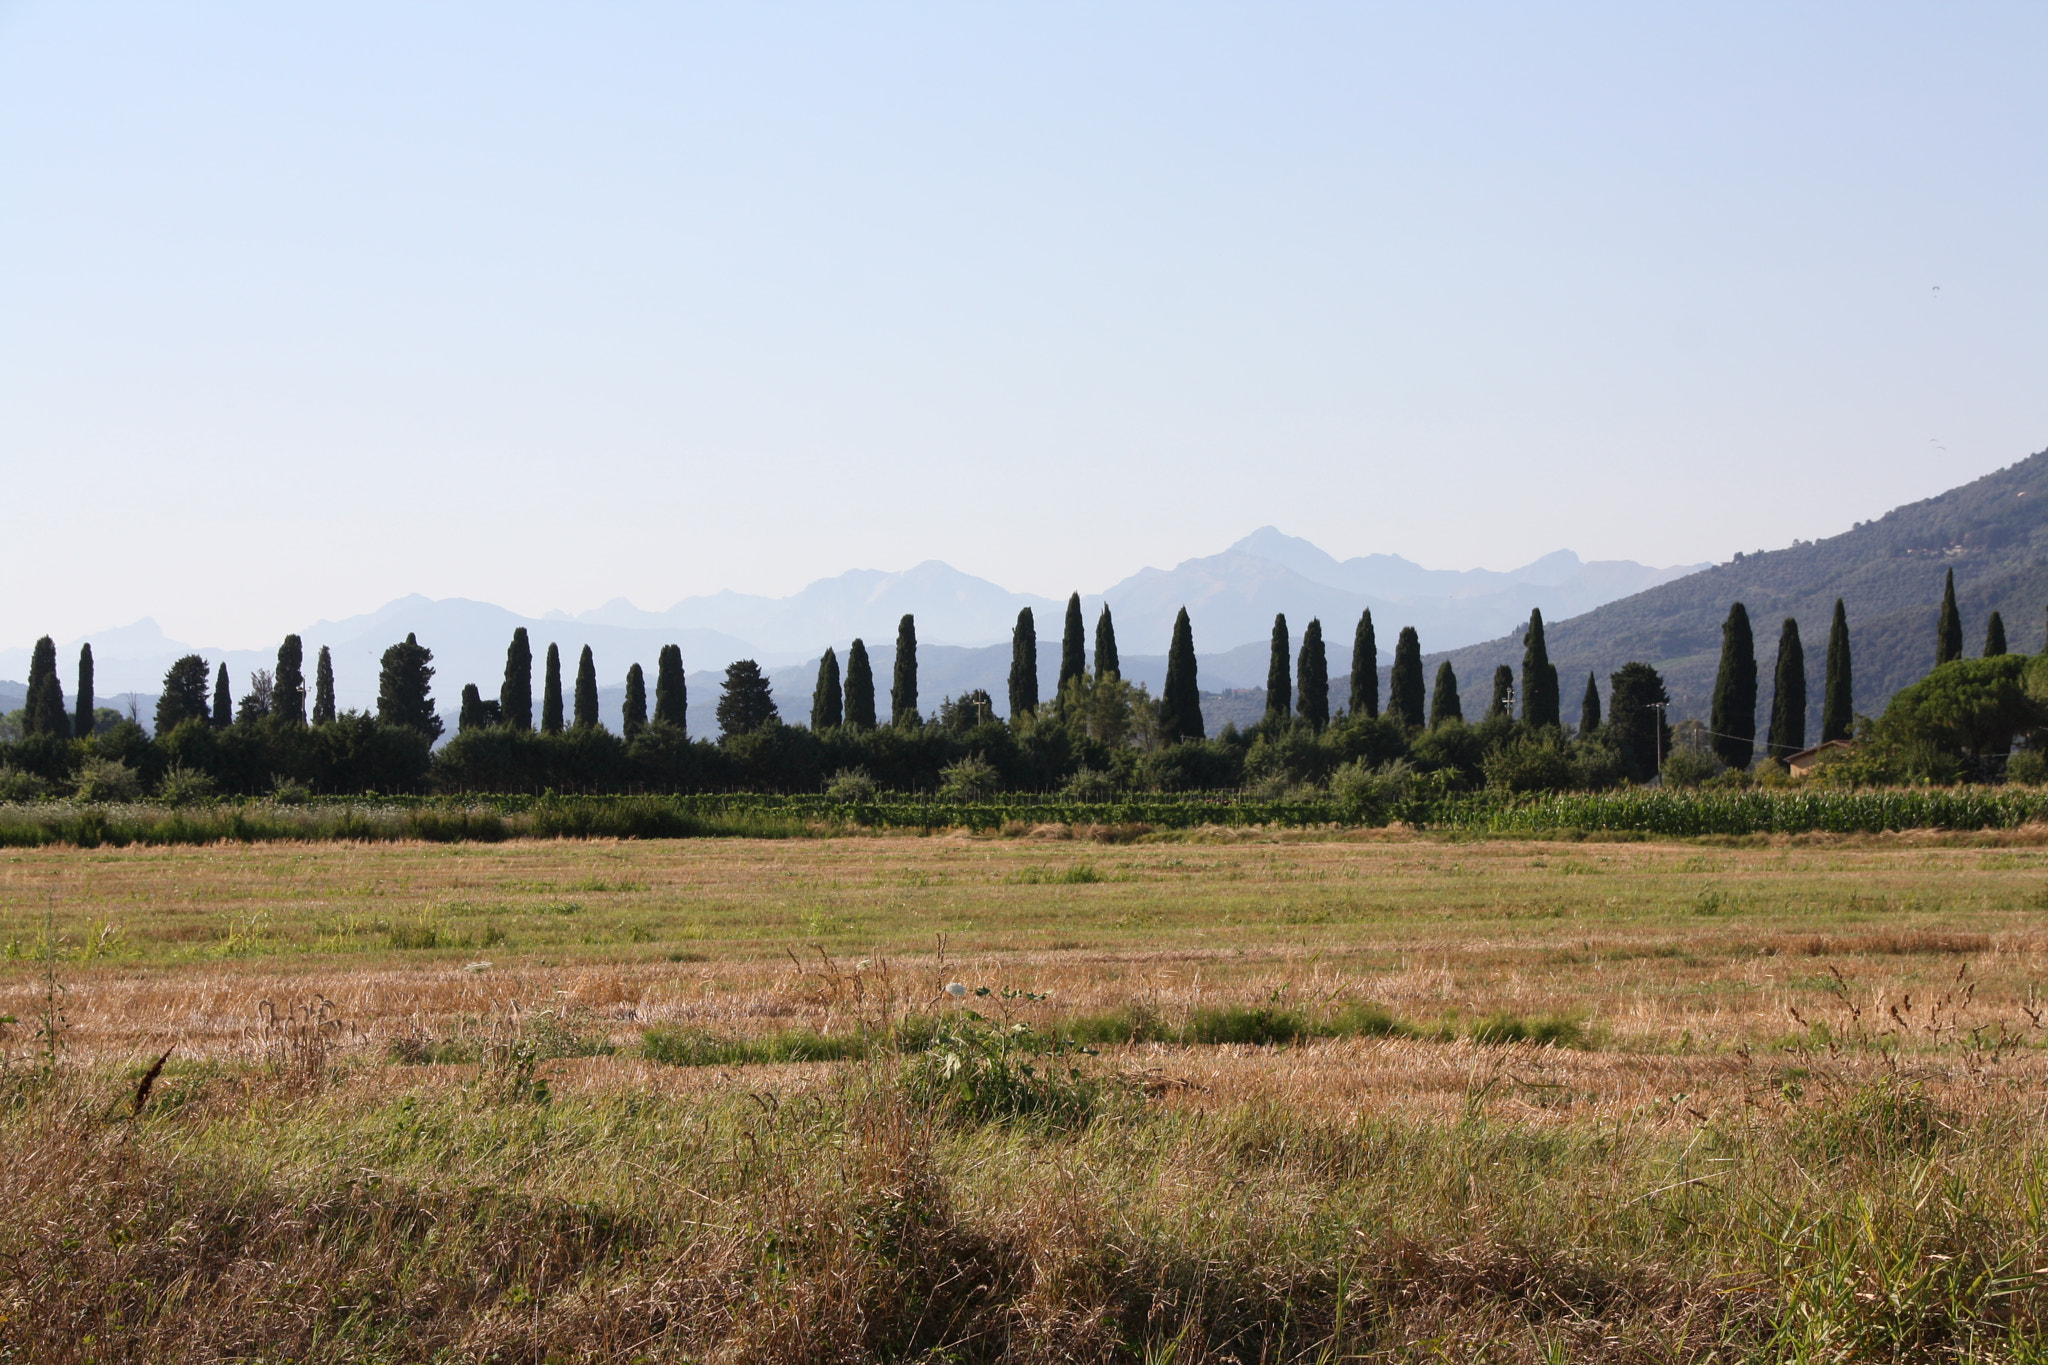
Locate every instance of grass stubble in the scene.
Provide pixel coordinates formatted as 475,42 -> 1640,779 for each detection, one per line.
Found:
5,832 -> 2048,1361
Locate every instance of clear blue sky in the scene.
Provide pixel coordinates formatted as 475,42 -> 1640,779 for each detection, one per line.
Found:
4,2 -> 2043,649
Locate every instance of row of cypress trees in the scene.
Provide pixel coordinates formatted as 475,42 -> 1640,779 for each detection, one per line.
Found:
19,635 -> 344,740
1701,568 -> 2014,771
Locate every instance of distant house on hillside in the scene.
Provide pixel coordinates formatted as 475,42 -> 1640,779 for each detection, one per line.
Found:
1785,740 -> 1856,778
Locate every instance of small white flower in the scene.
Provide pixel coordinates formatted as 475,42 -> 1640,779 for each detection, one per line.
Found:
945,982 -> 968,998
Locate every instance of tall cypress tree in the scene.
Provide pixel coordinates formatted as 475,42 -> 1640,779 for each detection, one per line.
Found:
1008,609 -> 1038,720
500,628 -> 534,730
1093,605 -> 1120,679
1766,618 -> 1806,760
1160,607 -> 1203,742
1580,672 -> 1601,734
23,637 -> 69,738
623,663 -> 648,739
844,638 -> 877,730
1985,610 -> 2009,657
1429,661 -> 1463,729
1389,627 -> 1426,729
542,644 -> 565,734
1710,602 -> 1758,769
212,663 -> 233,730
1296,618 -> 1329,729
1936,569 -> 1963,666
812,648 -> 842,730
654,644 -> 686,732
1521,609 -> 1560,729
1349,610 -> 1378,719
273,635 -> 306,725
313,646 -> 337,725
1487,665 -> 1514,720
573,646 -> 599,728
1821,599 -> 1853,743
73,643 -> 95,740
1058,594 -> 1086,697
458,684 -> 487,733
891,615 -> 919,725
1265,614 -> 1291,723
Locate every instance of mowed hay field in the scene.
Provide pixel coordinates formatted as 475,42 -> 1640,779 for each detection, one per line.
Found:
7,829 -> 2048,1362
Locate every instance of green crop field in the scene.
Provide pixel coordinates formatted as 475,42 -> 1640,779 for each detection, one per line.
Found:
6,827 -> 2048,1361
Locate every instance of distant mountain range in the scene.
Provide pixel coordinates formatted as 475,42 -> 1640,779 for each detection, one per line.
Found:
1426,447 -> 2048,721
0,528 -> 1705,737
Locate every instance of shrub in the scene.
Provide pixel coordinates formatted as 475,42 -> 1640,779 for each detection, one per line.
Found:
1484,733 -> 1574,794
938,753 -> 1001,802
1660,747 -> 1722,788
900,1012 -> 1113,1129
155,765 -> 217,805
72,757 -> 142,804
1062,767 -> 1117,801
642,1026 -> 866,1067
0,766 -> 51,802
1469,1012 -> 1587,1047
825,767 -> 878,802
2008,748 -> 2048,785
1184,1006 -> 1305,1046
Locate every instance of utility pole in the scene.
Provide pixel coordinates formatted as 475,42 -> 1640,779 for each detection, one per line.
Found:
1648,701 -> 1668,776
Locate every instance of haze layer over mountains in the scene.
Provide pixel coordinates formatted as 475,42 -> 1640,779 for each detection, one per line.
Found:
0,531 -> 1700,738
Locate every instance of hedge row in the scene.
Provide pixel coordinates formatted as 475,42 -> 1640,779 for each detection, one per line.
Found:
4,786 -> 2046,848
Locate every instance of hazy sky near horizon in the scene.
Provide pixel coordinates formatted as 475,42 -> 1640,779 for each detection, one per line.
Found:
5,2 -> 2045,650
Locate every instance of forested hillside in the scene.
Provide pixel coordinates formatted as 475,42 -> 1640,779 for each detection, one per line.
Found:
1427,449 -> 2048,720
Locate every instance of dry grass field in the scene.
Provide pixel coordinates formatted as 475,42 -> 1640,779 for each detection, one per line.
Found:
6,828 -> 2048,1362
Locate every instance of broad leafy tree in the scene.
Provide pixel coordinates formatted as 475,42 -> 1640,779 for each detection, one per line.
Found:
377,633 -> 443,741
1766,618 -> 1806,760
717,659 -> 779,736
1710,602 -> 1757,769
